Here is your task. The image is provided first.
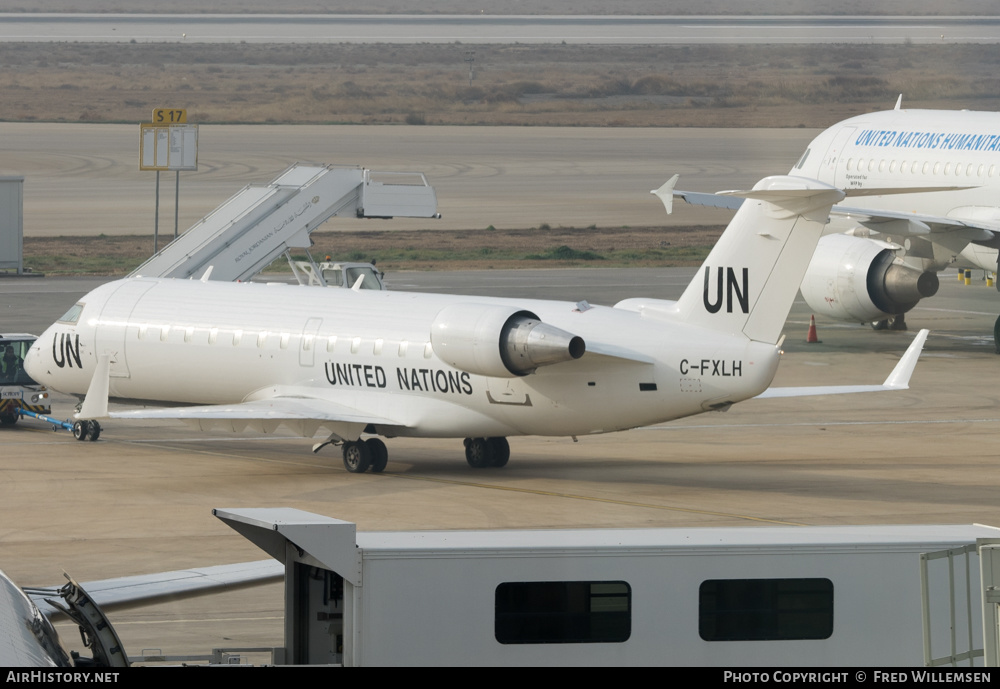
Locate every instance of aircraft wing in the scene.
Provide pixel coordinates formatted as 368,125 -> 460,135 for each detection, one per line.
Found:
105,395 -> 405,439
756,329 -> 927,399
661,177 -> 1000,246
109,396 -> 397,425
28,560 -> 284,617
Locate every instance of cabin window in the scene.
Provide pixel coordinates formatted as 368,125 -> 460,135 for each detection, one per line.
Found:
280,333 -> 290,350
922,161 -> 930,175
398,341 -> 409,357
955,163 -> 962,177
159,325 -> 170,342
933,162 -> 942,175
232,330 -> 243,346
990,165 -> 997,177
257,331 -> 268,348
856,158 -> 864,172
698,578 -> 834,642
944,163 -> 952,176
374,338 -> 384,355
794,148 -> 810,170
913,161 -> 921,174
495,581 -> 631,644
58,303 -> 84,324
351,337 -> 362,354
867,159 -> 875,173
978,164 -> 985,177
209,328 -> 218,345
326,336 -> 337,353
878,160 -> 885,173
845,158 -> 853,171
888,160 -> 896,173
184,327 -> 193,344
423,343 -> 433,359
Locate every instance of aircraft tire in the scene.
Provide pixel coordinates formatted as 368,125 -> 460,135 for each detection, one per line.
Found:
887,314 -> 907,331
366,437 -> 388,473
488,437 -> 510,467
0,413 -> 17,427
994,315 -> 1000,354
465,438 -> 494,468
86,421 -> 101,442
871,319 -> 888,330
72,420 -> 89,441
342,441 -> 371,473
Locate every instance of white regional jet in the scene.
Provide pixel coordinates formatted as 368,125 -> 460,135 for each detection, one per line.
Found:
667,102 -> 1000,347
24,175 -> 927,473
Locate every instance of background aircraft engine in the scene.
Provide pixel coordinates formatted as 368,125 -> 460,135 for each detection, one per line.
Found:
430,304 -> 585,377
800,234 -> 939,322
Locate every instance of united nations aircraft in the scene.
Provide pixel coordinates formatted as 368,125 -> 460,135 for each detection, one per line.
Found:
24,175 -> 927,474
666,102 -> 1000,346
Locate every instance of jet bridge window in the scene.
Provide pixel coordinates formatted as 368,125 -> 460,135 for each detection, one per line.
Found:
698,578 -> 833,641
57,303 -> 84,324
495,581 -> 631,644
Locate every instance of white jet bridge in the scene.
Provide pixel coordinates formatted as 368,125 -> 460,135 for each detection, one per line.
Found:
130,164 -> 438,283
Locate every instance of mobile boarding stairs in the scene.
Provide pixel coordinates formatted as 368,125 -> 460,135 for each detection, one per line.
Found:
130,164 -> 439,283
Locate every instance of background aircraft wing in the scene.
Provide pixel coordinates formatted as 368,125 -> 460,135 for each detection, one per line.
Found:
28,560 -> 283,617
669,185 -> 1000,246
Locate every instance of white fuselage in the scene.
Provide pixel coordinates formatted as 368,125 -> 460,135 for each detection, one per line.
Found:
793,108 -> 1000,271
25,278 -> 780,439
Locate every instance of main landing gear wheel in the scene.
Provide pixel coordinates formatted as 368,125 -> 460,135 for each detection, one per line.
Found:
342,440 -> 371,473
464,437 -> 510,468
72,420 -> 101,442
488,437 -> 510,468
366,437 -> 388,473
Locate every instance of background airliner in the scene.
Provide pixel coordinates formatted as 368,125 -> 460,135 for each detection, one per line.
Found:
24,175 -> 925,473
669,102 -> 1000,348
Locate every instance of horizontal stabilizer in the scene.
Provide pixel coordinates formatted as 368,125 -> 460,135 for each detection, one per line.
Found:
756,329 -> 928,399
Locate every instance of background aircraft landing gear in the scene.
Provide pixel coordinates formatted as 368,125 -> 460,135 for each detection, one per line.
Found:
871,314 -> 906,331
464,437 -> 510,468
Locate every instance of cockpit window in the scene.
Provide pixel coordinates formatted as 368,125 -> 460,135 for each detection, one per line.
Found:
794,148 -> 811,170
58,303 -> 84,324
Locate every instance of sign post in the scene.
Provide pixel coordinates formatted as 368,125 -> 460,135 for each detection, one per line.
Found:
139,109 -> 198,252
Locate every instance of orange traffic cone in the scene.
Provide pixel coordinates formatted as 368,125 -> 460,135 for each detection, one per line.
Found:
806,315 -> 821,343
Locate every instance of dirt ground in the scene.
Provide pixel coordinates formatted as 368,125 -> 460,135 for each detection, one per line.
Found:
22,225 -> 724,276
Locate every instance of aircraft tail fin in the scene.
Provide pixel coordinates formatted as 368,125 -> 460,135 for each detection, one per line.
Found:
674,176 -> 844,345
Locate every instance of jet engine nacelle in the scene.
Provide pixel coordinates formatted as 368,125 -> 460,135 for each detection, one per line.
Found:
800,234 -> 939,322
430,304 -> 585,378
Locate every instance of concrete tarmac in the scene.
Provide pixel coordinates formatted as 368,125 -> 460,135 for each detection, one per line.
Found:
0,123 -> 811,237
2,267 -> 1000,661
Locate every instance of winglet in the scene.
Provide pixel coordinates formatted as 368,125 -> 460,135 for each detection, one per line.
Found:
650,174 -> 680,215
894,94 -> 903,110
76,353 -> 111,420
882,328 -> 929,389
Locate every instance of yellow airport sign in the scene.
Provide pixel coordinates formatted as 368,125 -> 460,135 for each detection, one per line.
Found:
152,108 -> 187,124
